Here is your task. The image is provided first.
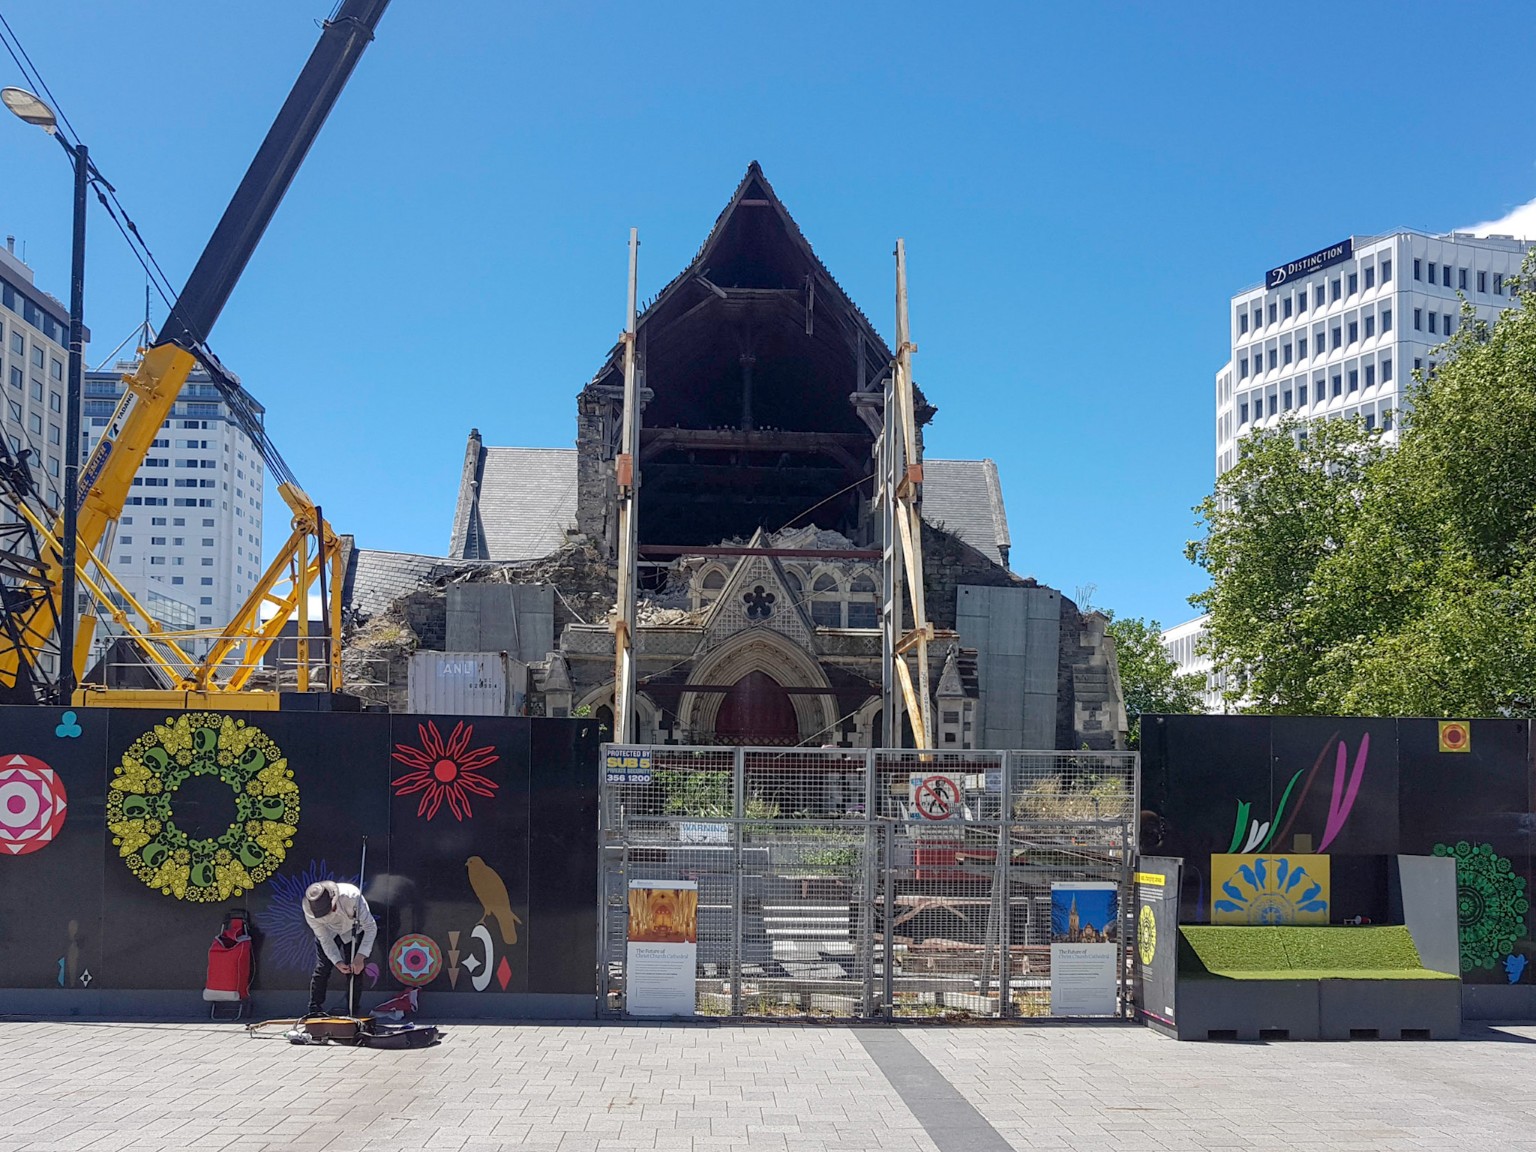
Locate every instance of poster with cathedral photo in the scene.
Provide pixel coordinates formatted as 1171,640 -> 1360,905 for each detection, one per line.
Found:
1049,881 -> 1119,1016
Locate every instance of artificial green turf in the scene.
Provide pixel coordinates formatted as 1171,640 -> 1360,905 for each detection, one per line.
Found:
1179,925 -> 1457,981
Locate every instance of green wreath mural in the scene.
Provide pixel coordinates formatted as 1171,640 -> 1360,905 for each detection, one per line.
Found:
1433,841 -> 1529,972
107,713 -> 299,902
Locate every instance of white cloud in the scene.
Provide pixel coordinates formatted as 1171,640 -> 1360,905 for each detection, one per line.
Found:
1463,195 -> 1536,238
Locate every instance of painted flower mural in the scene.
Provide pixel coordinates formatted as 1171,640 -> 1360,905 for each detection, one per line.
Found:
258,859 -> 356,974
391,721 -> 499,821
1434,841 -> 1529,972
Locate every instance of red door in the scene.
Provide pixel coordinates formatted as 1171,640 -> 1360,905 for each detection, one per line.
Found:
714,670 -> 798,744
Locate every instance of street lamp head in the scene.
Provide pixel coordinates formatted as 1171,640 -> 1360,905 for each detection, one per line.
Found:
1,87 -> 58,133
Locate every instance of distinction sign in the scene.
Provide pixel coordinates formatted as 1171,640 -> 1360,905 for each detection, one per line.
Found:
1266,238 -> 1353,289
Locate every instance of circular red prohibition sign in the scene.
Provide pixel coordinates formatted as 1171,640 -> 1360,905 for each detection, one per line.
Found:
914,775 -> 961,820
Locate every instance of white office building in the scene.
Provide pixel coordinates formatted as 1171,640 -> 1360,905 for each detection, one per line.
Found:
1177,229 -> 1535,708
1215,229 -> 1533,476
84,362 -> 265,654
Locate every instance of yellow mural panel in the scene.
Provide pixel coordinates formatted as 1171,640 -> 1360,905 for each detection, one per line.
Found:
1211,854 -> 1330,925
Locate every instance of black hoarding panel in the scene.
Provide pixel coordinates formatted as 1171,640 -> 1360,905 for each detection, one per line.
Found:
384,714 -> 532,997
1141,714 -> 1272,921
1400,718 -> 1532,984
527,718 -> 601,995
1270,717 -> 1398,856
0,705 -> 107,990
99,710 -> 393,992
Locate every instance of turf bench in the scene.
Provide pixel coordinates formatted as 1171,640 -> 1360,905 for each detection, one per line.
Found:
1174,925 -> 1460,1041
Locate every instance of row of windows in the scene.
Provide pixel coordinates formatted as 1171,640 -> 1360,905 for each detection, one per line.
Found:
1238,307 -> 1393,378
1412,258 -> 1506,295
0,279 -> 71,346
1238,258 -> 1393,334
1413,308 -> 1458,336
1237,358 -> 1396,425
119,537 -> 219,547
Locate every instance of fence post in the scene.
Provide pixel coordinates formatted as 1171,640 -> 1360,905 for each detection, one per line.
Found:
731,746 -> 745,1017
999,749 -> 1013,1018
861,749 -> 877,1018
882,817 -> 896,1017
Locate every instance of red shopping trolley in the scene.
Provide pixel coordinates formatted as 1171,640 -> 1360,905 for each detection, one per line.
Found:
204,909 -> 253,1020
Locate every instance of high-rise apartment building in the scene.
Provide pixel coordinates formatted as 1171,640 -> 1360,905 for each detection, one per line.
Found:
1215,230 -> 1532,476
0,239 -> 76,504
84,363 -> 266,653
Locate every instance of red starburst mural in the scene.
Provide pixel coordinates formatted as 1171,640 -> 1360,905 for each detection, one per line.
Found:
390,722 -> 499,821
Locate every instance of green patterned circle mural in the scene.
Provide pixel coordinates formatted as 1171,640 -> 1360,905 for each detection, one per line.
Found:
1433,840 -> 1529,972
107,713 -> 299,902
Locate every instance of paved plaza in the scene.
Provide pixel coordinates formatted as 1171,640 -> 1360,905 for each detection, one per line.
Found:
3,1017 -> 1536,1151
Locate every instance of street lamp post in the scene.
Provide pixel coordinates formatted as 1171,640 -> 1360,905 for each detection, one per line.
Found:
3,87 -> 87,705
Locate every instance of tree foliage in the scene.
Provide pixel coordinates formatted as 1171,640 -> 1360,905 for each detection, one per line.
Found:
1105,614 -> 1205,746
1188,257 -> 1536,716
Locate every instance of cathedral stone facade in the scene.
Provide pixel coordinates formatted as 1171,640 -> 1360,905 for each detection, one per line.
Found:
344,164 -> 1124,750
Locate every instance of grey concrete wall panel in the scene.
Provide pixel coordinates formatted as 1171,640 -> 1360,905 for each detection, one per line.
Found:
957,585 -> 1060,750
1392,855 -> 1462,976
447,583 -> 554,661
1174,979 -> 1321,1041
1316,979 -> 1461,1040
1463,984 -> 1536,1019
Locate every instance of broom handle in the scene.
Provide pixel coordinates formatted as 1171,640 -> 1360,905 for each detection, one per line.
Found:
350,835 -> 368,1017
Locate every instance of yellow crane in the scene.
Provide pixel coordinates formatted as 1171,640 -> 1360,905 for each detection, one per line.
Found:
0,0 -> 390,709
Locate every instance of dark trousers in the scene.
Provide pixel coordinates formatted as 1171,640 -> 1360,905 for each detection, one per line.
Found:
307,936 -> 356,1016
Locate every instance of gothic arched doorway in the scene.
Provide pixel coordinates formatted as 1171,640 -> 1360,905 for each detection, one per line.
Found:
715,670 -> 798,745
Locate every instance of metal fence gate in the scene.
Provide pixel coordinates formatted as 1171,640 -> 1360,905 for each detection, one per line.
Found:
599,745 -> 1138,1020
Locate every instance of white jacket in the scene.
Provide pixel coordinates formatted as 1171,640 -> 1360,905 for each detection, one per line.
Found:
303,882 -> 378,965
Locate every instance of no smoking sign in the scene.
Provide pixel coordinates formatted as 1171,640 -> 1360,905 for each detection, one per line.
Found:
907,773 -> 963,821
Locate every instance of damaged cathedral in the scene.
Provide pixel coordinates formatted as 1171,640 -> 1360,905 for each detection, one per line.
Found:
342,164 -> 1125,750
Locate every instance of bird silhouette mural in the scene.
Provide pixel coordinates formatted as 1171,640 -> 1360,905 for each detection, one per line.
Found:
466,855 -> 521,945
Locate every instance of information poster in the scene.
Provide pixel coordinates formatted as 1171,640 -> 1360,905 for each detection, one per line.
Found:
1049,881 -> 1119,1016
625,879 -> 698,1016
1133,857 -> 1182,1035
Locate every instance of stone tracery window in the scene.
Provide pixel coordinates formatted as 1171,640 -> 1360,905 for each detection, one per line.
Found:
810,572 -> 843,627
847,573 -> 877,628
696,566 -> 727,610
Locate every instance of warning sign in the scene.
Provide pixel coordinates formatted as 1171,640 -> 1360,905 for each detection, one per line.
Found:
908,773 -> 963,821
1438,721 -> 1470,754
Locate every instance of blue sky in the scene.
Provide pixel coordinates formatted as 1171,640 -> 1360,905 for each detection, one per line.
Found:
4,1 -> 1535,628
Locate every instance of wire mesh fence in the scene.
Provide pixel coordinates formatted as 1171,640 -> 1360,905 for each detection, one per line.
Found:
600,744 -> 1138,1020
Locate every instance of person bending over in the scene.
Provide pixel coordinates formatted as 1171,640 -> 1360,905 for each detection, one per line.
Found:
302,880 -> 377,1017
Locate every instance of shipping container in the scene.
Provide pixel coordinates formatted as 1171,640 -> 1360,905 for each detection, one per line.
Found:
407,651 -> 529,716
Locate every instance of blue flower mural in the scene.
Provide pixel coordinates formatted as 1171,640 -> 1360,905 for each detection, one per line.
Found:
1213,856 -> 1329,925
257,859 -> 357,974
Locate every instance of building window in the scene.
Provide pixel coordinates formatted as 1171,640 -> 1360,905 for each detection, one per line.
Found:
1283,389 -> 1293,410
1442,265 -> 1451,288
1297,336 -> 1308,358
1364,315 -> 1375,338
1381,258 -> 1392,283
1383,409 -> 1394,430
1239,401 -> 1249,424
200,558 -> 214,567
1428,262 -> 1436,284
1365,412 -> 1376,430
1459,267 -> 1468,290
1297,290 -> 1307,314
1414,357 -> 1423,372
1414,308 -> 1422,331
1238,310 -> 1248,334
811,573 -> 842,627
28,413 -> 41,434
1428,312 -> 1437,334
1252,308 -> 1262,329
1330,278 -> 1341,302
1348,320 -> 1359,343
1478,270 -> 1487,293
1382,308 -> 1392,333
1314,285 -> 1325,307
47,424 -> 60,445
200,577 -> 213,586
1495,273 -> 1504,295
1365,363 -> 1376,388
1268,394 -> 1278,417
1267,348 -> 1277,370
50,358 -> 63,381
1382,358 -> 1393,383
1267,302 -> 1277,324
1298,382 -> 1309,405
1332,374 -> 1342,397
1239,357 -> 1248,379
31,347 -> 43,369
1348,271 -> 1359,295
1414,258 -> 1422,281
1364,265 -> 1375,289
1349,369 -> 1359,392
150,536 -> 165,545
848,575 -> 877,628
1331,326 -> 1342,349
1444,313 -> 1454,335
1283,297 -> 1293,320
1283,344 -> 1292,365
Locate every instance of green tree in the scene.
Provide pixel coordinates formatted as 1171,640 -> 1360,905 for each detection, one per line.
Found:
1187,255 -> 1536,716
1104,614 -> 1205,747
